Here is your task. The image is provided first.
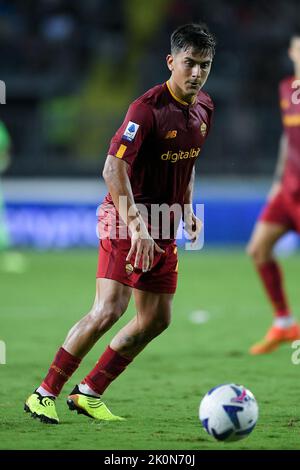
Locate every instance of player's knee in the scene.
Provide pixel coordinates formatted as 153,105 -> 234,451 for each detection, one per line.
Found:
247,242 -> 262,263
91,300 -> 126,332
246,242 -> 256,259
150,313 -> 171,335
247,242 -> 272,265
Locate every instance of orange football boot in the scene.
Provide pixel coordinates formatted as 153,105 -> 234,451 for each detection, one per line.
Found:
250,322 -> 300,355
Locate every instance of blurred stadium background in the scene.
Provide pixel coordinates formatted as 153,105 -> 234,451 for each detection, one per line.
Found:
1,0 -> 300,251
2,0 -> 300,451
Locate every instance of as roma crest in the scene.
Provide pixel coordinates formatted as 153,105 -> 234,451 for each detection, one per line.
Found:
200,122 -> 207,136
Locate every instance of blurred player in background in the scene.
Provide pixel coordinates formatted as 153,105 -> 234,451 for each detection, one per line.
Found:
248,31 -> 300,355
0,120 -> 11,252
0,120 -> 27,273
24,23 -> 216,424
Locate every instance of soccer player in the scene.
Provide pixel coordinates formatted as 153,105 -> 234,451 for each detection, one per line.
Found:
24,23 -> 216,424
0,120 -> 11,251
247,32 -> 300,355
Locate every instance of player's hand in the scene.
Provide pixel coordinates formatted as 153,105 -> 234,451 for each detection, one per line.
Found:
127,223 -> 165,272
184,212 -> 203,243
267,181 -> 282,201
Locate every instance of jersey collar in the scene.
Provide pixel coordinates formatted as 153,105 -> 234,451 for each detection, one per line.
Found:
166,80 -> 196,107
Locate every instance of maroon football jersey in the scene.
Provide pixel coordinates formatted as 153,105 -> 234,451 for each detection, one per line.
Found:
279,76 -> 300,196
101,81 -> 213,239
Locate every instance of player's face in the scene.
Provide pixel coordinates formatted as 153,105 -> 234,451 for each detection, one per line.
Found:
289,37 -> 300,70
167,47 -> 213,102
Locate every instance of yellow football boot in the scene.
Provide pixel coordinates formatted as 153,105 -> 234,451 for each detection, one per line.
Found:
67,385 -> 124,422
24,391 -> 59,424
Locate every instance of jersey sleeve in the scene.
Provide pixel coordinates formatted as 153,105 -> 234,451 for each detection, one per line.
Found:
108,102 -> 154,166
199,92 -> 214,138
206,100 -> 214,136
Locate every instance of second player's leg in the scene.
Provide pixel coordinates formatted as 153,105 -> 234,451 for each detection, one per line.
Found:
63,278 -> 132,358
247,221 -> 300,354
246,221 -> 288,265
109,289 -> 174,358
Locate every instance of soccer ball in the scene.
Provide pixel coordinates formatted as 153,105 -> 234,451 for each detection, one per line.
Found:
199,383 -> 259,442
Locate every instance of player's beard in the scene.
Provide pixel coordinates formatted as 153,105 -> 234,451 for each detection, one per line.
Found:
184,82 -> 201,102
186,80 -> 202,90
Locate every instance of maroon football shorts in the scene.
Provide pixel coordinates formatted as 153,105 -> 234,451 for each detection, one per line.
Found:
96,237 -> 178,294
259,188 -> 300,233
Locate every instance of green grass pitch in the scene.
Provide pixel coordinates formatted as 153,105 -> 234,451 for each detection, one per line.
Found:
1,248 -> 300,450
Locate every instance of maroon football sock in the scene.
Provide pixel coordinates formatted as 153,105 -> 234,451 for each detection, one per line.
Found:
83,346 -> 132,395
257,260 -> 290,317
41,347 -> 81,396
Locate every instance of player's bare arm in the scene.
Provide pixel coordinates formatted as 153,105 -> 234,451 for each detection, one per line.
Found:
103,155 -> 164,272
182,166 -> 202,242
267,133 -> 288,200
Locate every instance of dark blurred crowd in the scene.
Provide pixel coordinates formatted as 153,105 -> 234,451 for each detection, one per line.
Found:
1,0 -> 300,176
0,0 -> 125,83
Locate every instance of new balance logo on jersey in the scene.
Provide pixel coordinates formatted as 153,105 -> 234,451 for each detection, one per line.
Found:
122,121 -> 139,142
164,130 -> 177,139
160,147 -> 200,163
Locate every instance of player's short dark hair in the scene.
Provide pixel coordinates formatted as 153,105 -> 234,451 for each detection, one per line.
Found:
171,23 -> 216,57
